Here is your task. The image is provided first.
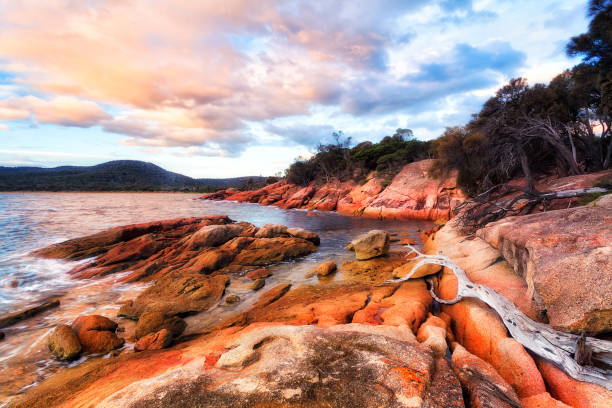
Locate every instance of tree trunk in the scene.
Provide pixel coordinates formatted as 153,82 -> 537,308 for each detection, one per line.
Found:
518,147 -> 535,193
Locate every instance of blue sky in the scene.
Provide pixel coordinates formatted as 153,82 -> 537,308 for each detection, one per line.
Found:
0,0 -> 590,177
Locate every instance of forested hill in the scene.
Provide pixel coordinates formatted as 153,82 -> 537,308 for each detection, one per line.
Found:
0,160 -> 266,192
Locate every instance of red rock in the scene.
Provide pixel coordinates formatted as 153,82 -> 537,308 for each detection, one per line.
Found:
536,358 -> 612,408
200,159 -> 465,222
71,315 -> 124,354
451,343 -> 520,408
134,329 -> 173,352
361,160 -> 464,221
245,268 -> 271,280
416,314 -> 448,354
522,393 -> 572,408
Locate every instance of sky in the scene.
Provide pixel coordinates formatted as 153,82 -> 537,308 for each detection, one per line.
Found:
0,0 -> 592,178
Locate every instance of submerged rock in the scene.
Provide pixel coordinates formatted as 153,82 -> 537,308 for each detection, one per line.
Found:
225,295 -> 241,304
350,230 -> 390,260
48,324 -> 81,360
0,298 -> 60,329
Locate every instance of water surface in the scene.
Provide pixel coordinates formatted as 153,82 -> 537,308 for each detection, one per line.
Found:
0,192 -> 430,402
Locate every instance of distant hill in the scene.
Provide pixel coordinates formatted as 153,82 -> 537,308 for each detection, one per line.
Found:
0,160 -> 268,192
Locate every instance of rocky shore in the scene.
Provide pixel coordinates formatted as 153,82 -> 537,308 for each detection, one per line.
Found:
3,170 -> 612,407
201,159 -> 465,221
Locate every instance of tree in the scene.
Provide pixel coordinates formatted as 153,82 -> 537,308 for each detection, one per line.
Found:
567,0 -> 612,167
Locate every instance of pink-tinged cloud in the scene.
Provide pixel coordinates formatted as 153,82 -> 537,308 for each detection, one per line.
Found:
0,96 -> 109,127
0,0 -> 398,155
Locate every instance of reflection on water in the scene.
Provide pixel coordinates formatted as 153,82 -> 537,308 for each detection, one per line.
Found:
0,192 -> 431,402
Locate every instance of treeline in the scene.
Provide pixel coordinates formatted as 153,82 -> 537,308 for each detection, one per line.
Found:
432,1 -> 611,194
285,1 -> 612,195
285,130 -> 432,185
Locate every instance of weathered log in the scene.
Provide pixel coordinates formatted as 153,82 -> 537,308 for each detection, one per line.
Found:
386,245 -> 612,390
455,185 -> 610,230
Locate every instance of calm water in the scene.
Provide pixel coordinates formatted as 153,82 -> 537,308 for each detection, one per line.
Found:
0,192 -> 430,402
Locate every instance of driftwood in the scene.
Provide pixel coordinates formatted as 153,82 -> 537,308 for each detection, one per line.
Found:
455,184 -> 610,231
386,245 -> 612,390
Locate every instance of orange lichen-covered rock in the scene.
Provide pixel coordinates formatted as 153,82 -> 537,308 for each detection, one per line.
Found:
536,358 -> 612,408
451,343 -> 521,408
337,177 -> 385,216
361,160 -> 463,221
522,393 -> 572,408
13,323 -> 465,408
416,314 -> 448,354
201,160 -> 465,221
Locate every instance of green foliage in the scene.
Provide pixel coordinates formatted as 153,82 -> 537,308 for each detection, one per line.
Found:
579,192 -> 608,205
284,128 -> 430,186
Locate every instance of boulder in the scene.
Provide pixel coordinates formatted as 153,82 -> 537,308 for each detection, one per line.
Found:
478,194 -> 612,334
48,324 -> 81,360
285,227 -> 320,245
186,224 -> 243,249
361,159 -> 464,221
71,315 -> 124,354
134,329 -> 173,352
253,223 -> 287,238
134,312 -> 186,339
72,324 -> 462,408
350,230 -> 390,260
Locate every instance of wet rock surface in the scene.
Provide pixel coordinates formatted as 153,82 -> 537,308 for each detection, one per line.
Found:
48,324 -> 81,360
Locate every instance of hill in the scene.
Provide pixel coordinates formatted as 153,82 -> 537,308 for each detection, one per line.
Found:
0,160 -> 266,192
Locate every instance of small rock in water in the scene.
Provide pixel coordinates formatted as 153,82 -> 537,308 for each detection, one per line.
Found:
350,230 -> 390,260
314,261 -> 337,277
48,324 -> 81,360
250,278 -> 265,291
245,268 -> 271,280
225,295 -> 241,304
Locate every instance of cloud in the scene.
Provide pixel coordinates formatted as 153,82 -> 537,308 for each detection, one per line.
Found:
265,123 -> 336,147
0,123 -> 9,130
0,95 -> 109,127
341,41 -> 526,115
0,0 -> 583,164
